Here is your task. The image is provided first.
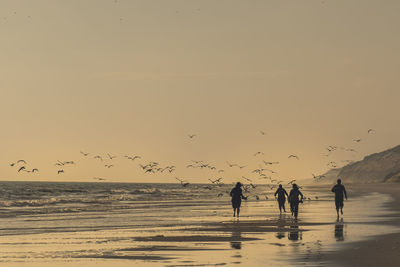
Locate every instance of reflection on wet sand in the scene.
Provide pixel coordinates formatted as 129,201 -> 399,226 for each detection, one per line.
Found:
288,224 -> 302,241
230,221 -> 242,250
334,218 -> 345,241
276,214 -> 286,239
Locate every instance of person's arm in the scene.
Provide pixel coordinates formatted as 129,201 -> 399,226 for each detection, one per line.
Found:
299,191 -> 304,202
343,186 -> 348,200
230,189 -> 233,197
284,189 -> 288,197
274,189 -> 278,197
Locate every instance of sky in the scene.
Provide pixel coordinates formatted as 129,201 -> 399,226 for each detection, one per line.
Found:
0,0 -> 399,184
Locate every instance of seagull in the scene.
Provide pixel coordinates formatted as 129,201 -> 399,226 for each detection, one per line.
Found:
263,161 -> 279,165
57,170 -> 64,174
288,155 -> 299,160
94,177 -> 106,181
367,129 -> 375,134
254,151 -> 264,156
242,176 -> 252,182
107,153 -> 117,160
10,162 -> 16,167
226,161 -> 238,167
260,131 -> 266,135
353,139 -> 361,143
175,177 -> 189,187
32,168 -> 39,173
239,165 -> 246,169
265,169 -> 278,174
209,177 -> 223,184
188,134 -> 196,139
104,164 -> 114,168
17,160 -> 27,164
18,166 -> 26,172
218,170 -> 225,173
80,151 -> 90,156
287,179 -> 296,185
93,155 -> 103,161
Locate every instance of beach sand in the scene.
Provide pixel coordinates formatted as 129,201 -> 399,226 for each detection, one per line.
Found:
0,183 -> 399,266
319,183 -> 400,267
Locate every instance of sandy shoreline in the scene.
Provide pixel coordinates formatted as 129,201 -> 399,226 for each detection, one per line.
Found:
1,183 -> 399,266
319,183 -> 400,267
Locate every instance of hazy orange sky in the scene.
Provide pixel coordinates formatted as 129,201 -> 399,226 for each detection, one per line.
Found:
1,0 -> 399,183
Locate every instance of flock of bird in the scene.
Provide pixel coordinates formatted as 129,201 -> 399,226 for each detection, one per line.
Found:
8,128 -> 376,200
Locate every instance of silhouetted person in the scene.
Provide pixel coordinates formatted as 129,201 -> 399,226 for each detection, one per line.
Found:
331,178 -> 347,217
230,182 -> 247,217
288,184 -> 303,219
274,184 -> 289,213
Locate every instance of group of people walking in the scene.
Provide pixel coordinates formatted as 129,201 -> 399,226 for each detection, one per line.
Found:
230,179 -> 347,219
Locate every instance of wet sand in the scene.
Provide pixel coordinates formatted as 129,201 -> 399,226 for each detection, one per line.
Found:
320,183 -> 400,267
1,183 -> 399,266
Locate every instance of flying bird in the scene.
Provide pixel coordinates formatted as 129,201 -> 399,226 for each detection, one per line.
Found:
367,129 -> 375,134
175,177 -> 189,187
226,161 -> 238,167
57,170 -> 64,174
107,153 -> 117,160
288,155 -> 299,160
260,131 -> 266,135
242,176 -> 252,182
287,179 -> 296,185
254,151 -> 264,156
32,168 -> 39,173
93,155 -> 103,161
17,160 -> 27,164
188,134 -> 196,139
353,139 -> 361,143
80,151 -> 90,156
209,177 -> 223,184
263,161 -> 279,165
18,166 -> 26,172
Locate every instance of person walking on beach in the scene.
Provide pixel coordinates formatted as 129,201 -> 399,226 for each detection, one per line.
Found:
331,178 -> 347,217
274,184 -> 289,213
230,182 -> 247,218
288,184 -> 303,219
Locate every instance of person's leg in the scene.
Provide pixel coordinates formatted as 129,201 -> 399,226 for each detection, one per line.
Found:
340,201 -> 344,215
237,207 -> 240,217
335,199 -> 340,217
282,202 -> 286,212
278,201 -> 282,213
233,207 -> 236,217
294,203 -> 299,219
